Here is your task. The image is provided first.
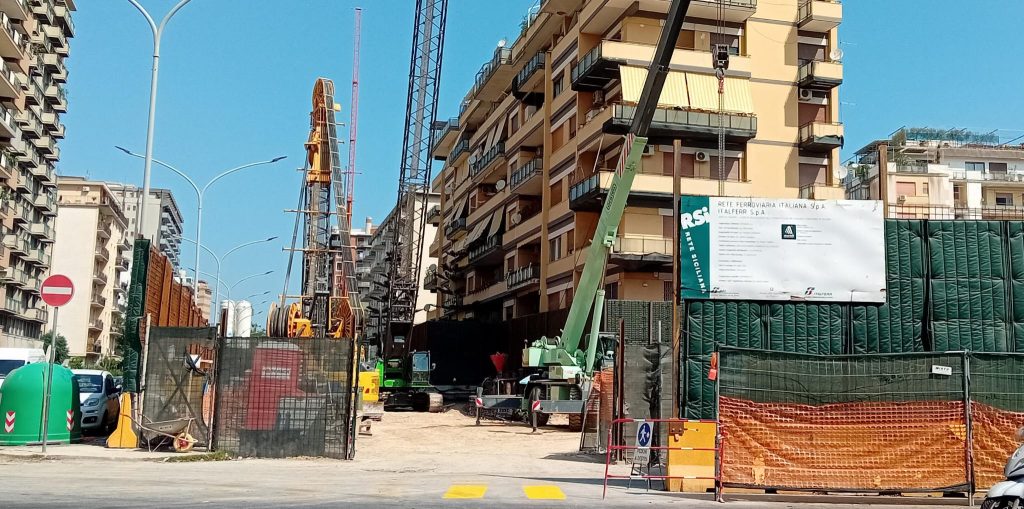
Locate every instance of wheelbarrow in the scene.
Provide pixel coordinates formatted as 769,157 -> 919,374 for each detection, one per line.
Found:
135,417 -> 197,453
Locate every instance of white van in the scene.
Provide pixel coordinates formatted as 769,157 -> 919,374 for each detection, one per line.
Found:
0,348 -> 46,388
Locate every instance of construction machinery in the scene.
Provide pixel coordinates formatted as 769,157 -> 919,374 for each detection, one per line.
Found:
268,78 -> 363,341
476,0 -> 695,430
372,0 -> 448,412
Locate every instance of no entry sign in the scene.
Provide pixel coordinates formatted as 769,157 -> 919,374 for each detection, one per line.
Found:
40,275 -> 74,307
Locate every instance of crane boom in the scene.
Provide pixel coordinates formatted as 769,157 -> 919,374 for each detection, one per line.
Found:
556,0 -> 692,356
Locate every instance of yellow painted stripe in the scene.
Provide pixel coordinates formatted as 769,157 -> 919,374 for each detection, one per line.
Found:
523,485 -> 566,500
443,485 -> 488,499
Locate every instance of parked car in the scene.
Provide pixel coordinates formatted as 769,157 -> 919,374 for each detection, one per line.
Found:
0,348 -> 46,389
72,369 -> 121,433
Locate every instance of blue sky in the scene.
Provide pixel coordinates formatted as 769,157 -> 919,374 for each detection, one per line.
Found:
60,1 -> 1024,303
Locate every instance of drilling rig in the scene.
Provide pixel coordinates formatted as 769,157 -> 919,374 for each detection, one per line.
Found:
372,0 -> 448,412
269,78 -> 363,341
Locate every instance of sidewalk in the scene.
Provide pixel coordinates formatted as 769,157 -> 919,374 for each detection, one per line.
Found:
0,437 -> 200,462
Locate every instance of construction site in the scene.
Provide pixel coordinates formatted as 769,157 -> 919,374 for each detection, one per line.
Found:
3,1 -> 1024,508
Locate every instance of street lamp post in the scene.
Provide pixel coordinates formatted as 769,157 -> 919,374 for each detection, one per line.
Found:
116,146 -> 285,294
229,271 -> 274,296
182,236 -> 277,325
125,0 -> 194,235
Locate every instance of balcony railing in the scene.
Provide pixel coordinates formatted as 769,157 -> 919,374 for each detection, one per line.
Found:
468,46 -> 512,99
569,173 -> 604,204
468,234 -> 501,262
506,264 -> 540,290
426,205 -> 441,224
470,142 -> 506,178
799,121 -> 844,151
449,139 -> 470,161
798,183 -> 844,199
431,117 -> 459,153
798,0 -> 843,31
445,217 -> 467,237
510,157 -> 543,191
424,265 -> 439,291
443,293 -> 463,309
610,104 -> 757,140
612,235 -> 672,256
513,51 -> 545,96
797,60 -> 843,89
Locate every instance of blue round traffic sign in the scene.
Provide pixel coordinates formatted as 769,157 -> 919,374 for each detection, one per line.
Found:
637,422 -> 652,447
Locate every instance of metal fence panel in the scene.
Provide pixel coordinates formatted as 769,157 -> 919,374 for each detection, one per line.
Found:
718,349 -> 970,492
142,327 -> 218,447
970,353 -> 1024,489
213,337 -> 356,459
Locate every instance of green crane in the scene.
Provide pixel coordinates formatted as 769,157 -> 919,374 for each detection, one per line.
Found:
520,0 -> 694,430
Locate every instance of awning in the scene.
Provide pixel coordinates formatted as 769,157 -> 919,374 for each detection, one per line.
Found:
449,195 -> 468,220
465,212 -> 493,245
487,207 -> 506,237
685,73 -> 754,114
620,66 -> 689,109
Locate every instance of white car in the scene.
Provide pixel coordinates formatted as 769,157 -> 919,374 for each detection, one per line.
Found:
72,369 -> 121,433
0,348 -> 45,389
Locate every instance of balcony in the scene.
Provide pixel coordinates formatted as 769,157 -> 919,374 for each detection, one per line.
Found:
0,103 -> 16,137
799,0 -> 842,32
88,319 -> 104,332
442,293 -> 463,310
798,60 -> 843,90
24,307 -> 47,323
688,0 -> 757,22
93,271 -> 108,286
468,46 -> 513,103
14,171 -> 29,193
28,222 -> 53,242
424,265 -> 439,292
510,157 -> 543,195
430,117 -> 460,161
571,42 -> 619,92
468,233 -> 502,264
0,63 -> 22,100
44,84 -> 67,112
16,110 -> 40,139
606,104 -> 757,142
426,205 -> 441,225
610,234 -> 673,270
97,223 -> 112,240
0,11 -> 26,60
469,142 -> 506,182
799,122 -> 844,152
798,183 -> 846,200
572,40 -> 754,92
449,139 -> 471,164
445,216 -> 468,238
53,4 -> 74,37
91,294 -> 107,309
2,233 -> 25,255
465,279 -> 508,305
512,51 -> 545,103
506,264 -> 540,291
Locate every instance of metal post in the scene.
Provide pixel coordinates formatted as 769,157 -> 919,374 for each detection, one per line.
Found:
672,139 -> 681,419
40,307 -> 59,454
963,351 -> 975,505
193,195 -> 203,293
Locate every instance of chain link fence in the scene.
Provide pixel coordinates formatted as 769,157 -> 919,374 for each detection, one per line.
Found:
212,337 -> 357,459
718,348 -> 1024,494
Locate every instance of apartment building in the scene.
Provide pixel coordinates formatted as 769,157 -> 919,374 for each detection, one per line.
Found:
0,0 -> 74,347
107,184 -> 184,269
341,217 -> 375,299
846,127 -> 1024,219
427,0 -> 843,320
49,177 -> 128,358
195,279 -> 211,323
360,191 -> 439,344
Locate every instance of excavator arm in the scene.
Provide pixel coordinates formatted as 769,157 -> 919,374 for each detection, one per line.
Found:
533,0 -> 693,372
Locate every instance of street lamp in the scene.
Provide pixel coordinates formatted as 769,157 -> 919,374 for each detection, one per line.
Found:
242,291 -> 271,301
125,0 -> 194,235
229,271 -> 274,296
116,146 -> 285,293
181,236 -> 277,325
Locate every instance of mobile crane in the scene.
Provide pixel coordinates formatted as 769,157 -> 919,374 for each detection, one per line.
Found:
476,0 -> 695,430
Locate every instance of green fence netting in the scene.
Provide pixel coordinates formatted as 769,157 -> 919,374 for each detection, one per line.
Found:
122,238 -> 151,393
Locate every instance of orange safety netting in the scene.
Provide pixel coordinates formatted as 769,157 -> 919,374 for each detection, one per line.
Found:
972,403 -> 1024,490
719,396 -> 970,491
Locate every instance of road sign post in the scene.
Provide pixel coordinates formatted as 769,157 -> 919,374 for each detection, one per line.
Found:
39,274 -> 74,454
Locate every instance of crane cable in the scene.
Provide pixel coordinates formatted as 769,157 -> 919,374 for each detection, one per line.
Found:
716,0 -> 726,196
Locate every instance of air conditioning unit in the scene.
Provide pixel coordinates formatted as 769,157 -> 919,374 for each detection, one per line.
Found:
695,151 -> 710,162
897,195 -> 907,203
593,89 -> 605,106
798,89 -> 814,102
642,144 -> 655,156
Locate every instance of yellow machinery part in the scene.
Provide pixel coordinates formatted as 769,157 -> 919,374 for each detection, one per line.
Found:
358,371 -> 380,404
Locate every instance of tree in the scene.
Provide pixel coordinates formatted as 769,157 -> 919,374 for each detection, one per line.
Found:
40,331 -> 69,364
251,324 -> 268,338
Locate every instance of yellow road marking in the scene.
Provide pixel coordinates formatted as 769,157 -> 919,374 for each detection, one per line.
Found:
523,485 -> 566,500
443,484 -> 488,499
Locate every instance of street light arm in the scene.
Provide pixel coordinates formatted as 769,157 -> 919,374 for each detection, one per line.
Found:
125,0 -> 158,41
223,236 -> 279,259
229,271 -> 274,294
180,237 -> 221,265
116,147 -> 201,198
200,157 -> 287,195
159,0 -> 194,35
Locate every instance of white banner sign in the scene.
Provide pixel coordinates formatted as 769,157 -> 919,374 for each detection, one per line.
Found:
680,197 -> 886,303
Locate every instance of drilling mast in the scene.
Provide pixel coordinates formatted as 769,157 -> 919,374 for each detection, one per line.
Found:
346,7 -> 361,226
381,0 -> 448,358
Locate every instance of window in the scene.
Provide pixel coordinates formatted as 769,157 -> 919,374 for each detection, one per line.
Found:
553,74 -> 564,96
895,181 -> 916,197
965,162 -> 986,172
953,186 -> 962,201
922,183 -> 929,195
990,162 -> 1008,175
996,193 -> 1014,206
549,236 -> 562,261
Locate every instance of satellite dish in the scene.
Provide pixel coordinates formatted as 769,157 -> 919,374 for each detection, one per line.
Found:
834,165 -> 849,181
511,212 -> 522,225
497,38 -> 507,48
495,179 -> 506,191
830,47 -> 844,62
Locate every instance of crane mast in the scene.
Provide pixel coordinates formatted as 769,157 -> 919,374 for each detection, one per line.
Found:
381,0 -> 448,358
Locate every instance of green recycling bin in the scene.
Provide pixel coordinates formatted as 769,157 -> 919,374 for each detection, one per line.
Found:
0,363 -> 82,445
